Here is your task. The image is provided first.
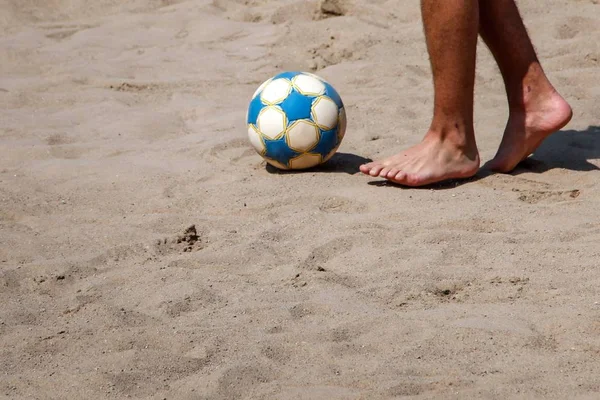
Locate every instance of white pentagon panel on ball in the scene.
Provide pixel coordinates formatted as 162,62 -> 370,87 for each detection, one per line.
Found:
289,153 -> 322,169
292,74 -> 326,96
257,106 -> 286,139
287,120 -> 319,152
260,78 -> 292,104
311,96 -> 339,130
252,78 -> 272,99
247,125 -> 265,155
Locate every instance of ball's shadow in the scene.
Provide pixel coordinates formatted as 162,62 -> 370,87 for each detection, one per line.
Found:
266,152 -> 371,175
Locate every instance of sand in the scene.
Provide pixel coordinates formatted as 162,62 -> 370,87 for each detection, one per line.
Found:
1,0 -> 600,398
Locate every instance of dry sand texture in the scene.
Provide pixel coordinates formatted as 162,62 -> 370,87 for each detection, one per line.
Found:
1,0 -> 600,398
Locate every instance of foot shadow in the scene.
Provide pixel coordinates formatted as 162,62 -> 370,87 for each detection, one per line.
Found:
265,152 -> 372,175
511,125 -> 600,174
480,125 -> 600,176
366,171 -> 487,190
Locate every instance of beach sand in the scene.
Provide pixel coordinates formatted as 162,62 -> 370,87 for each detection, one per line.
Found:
1,0 -> 600,398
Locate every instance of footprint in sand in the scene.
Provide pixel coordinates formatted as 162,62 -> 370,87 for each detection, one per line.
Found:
477,174 -> 581,204
317,196 -> 368,214
160,286 -> 223,317
42,24 -> 95,40
554,16 -> 598,40
213,363 -> 275,399
261,343 -> 293,364
513,188 -> 581,204
298,236 -> 357,271
207,138 -> 258,166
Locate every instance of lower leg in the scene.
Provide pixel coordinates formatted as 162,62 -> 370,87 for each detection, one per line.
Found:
479,0 -> 572,172
360,0 -> 480,186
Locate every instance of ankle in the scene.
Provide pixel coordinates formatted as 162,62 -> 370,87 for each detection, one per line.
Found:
427,118 -> 477,151
506,63 -> 556,112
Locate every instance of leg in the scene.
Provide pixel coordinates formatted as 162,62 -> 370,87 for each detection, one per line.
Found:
360,0 -> 480,187
479,0 -> 572,172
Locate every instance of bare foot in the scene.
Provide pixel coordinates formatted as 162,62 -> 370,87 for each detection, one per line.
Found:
487,90 -> 573,173
360,132 -> 480,187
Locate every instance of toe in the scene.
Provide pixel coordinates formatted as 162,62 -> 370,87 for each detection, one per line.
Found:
391,171 -> 422,186
392,170 -> 407,183
369,165 -> 384,176
386,168 -> 400,179
379,167 -> 392,177
359,163 -> 372,174
360,161 -> 382,175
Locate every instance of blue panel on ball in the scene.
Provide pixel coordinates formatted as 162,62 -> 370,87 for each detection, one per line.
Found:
247,95 -> 265,125
264,136 -> 300,166
279,89 -> 315,125
323,82 -> 344,109
312,127 -> 339,158
274,71 -> 302,80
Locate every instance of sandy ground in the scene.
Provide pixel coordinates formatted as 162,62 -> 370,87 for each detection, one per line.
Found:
1,0 -> 600,398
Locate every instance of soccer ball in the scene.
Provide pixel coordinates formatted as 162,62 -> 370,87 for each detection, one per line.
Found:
246,71 -> 346,170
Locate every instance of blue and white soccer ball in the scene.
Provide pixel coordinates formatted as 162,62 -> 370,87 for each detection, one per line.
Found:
247,71 -> 346,170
